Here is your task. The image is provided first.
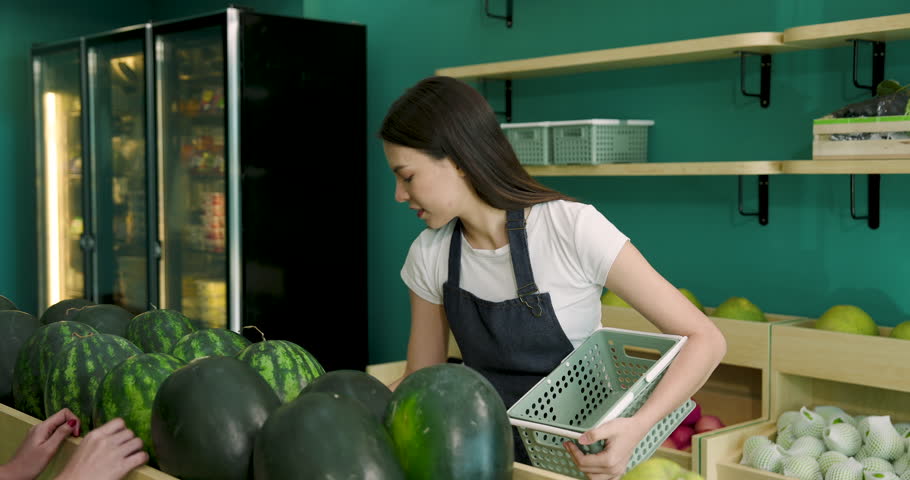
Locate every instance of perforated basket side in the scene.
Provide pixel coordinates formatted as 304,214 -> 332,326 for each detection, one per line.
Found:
503,124 -> 550,165
594,124 -> 651,164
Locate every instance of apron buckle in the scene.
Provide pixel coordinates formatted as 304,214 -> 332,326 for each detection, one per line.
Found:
519,292 -> 544,318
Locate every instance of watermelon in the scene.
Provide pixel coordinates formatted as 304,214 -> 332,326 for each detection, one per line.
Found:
39,298 -> 95,325
384,364 -> 513,480
300,369 -> 391,422
44,333 -> 141,428
126,309 -> 196,353
0,310 -> 41,406
170,328 -> 250,363
0,295 -> 17,311
151,356 -> 279,480
12,321 -> 99,419
236,340 -> 324,403
254,392 -> 405,480
93,353 -> 184,466
69,304 -> 134,337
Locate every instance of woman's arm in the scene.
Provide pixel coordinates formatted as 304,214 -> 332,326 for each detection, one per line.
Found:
567,242 -> 727,478
387,289 -> 450,391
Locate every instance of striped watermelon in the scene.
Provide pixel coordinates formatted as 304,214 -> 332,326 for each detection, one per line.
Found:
0,310 -> 41,406
93,353 -> 184,466
12,321 -> 99,419
126,309 -> 196,354
44,333 -> 141,428
70,304 -> 134,338
236,340 -> 325,403
0,295 -> 17,311
170,328 -> 251,363
39,298 -> 95,325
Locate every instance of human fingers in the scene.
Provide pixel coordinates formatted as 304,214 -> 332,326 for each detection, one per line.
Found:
46,419 -> 76,449
33,408 -> 71,440
113,449 -> 149,478
105,427 -> 138,448
92,417 -> 127,436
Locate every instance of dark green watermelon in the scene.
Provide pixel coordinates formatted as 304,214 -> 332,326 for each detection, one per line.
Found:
126,309 -> 196,353
300,369 -> 391,421
12,321 -> 100,419
236,340 -> 324,403
384,364 -> 513,480
151,356 -> 280,480
44,333 -> 141,428
69,304 -> 134,337
170,328 -> 250,363
39,298 -> 95,325
0,295 -> 17,311
0,310 -> 41,406
93,353 -> 184,466
254,392 -> 405,480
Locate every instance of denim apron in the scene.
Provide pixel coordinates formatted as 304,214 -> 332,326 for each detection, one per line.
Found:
443,209 -> 575,465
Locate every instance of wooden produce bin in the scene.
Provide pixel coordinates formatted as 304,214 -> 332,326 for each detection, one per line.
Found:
812,115 -> 910,160
603,305 -> 805,474
699,320 -> 910,480
1,401 -> 573,480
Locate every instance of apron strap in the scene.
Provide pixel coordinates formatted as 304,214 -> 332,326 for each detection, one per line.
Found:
447,219 -> 463,286
506,209 -> 543,317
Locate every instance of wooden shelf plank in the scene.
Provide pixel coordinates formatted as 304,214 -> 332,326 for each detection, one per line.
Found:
436,33 -> 794,80
782,159 -> 910,174
523,161 -> 783,177
522,160 -> 910,177
783,13 -> 910,48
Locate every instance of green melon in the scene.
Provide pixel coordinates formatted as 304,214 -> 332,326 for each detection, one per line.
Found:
384,364 -> 513,479
0,295 -> 18,311
12,321 -> 99,419
300,369 -> 391,422
712,297 -> 767,322
236,340 -> 325,403
69,304 -> 134,338
151,356 -> 280,480
126,309 -> 196,354
93,353 -> 184,466
170,328 -> 250,363
0,310 -> 41,406
39,298 -> 95,325
44,333 -> 141,428
254,392 -> 404,479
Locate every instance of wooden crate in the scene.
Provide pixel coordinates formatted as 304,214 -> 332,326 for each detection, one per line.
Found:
699,320 -> 910,480
365,330 -> 462,385
602,305 -> 805,473
1,402 -> 574,480
812,115 -> 910,160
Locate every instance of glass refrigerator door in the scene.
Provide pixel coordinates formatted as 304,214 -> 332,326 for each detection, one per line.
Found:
34,47 -> 87,309
156,25 -> 227,328
87,36 -> 148,314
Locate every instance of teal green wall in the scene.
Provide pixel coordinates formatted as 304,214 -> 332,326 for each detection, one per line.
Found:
2,2 -> 908,365
0,1 -> 151,316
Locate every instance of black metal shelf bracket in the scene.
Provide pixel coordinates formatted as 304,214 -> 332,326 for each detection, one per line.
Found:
850,174 -> 881,229
485,0 -> 513,28
738,52 -> 772,108
484,79 -> 513,123
738,175 -> 769,225
850,39 -> 886,93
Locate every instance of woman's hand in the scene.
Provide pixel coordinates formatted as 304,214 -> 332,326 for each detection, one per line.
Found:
563,416 -> 651,480
1,408 -> 80,480
55,418 -> 148,480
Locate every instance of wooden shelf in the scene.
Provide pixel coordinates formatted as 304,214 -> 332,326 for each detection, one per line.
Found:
435,32 -> 795,80
783,13 -> 910,48
522,159 -> 910,177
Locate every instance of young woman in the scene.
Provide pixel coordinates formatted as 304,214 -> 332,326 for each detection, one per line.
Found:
380,76 -> 726,479
0,408 -> 147,480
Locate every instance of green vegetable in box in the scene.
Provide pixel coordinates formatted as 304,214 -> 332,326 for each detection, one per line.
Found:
236,339 -> 325,403
126,308 -> 196,354
169,327 -> 250,362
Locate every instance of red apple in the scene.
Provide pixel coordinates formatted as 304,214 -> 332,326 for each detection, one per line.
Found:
682,401 -> 701,426
669,425 -> 695,449
694,415 -> 725,434
660,438 -> 675,449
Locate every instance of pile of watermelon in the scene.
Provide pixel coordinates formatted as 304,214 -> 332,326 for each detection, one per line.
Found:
0,294 -> 515,480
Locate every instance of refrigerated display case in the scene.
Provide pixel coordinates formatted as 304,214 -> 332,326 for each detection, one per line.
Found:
33,8 -> 368,371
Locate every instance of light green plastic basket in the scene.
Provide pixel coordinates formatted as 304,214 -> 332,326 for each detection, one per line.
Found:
502,122 -> 551,165
507,327 -> 693,479
550,119 -> 654,165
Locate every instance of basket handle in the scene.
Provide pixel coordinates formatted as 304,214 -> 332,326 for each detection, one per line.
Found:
509,417 -> 584,440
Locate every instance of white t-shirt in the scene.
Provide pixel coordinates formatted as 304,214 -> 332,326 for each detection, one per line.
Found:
400,200 -> 629,347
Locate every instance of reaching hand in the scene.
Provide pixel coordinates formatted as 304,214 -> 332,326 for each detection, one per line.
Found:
563,416 -> 650,480
2,408 -> 80,480
54,418 -> 147,480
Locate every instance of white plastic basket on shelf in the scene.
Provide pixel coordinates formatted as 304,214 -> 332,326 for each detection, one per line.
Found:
550,119 -> 654,165
501,121 -> 552,165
